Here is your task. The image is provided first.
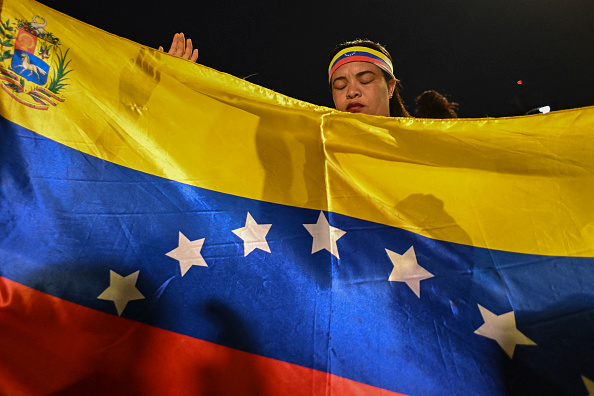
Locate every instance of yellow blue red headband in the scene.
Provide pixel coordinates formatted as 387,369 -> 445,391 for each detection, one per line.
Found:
328,46 -> 395,82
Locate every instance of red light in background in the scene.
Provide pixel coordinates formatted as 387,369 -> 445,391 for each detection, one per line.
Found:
517,80 -> 523,85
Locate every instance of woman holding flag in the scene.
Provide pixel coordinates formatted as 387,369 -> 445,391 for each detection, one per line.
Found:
159,34 -> 410,118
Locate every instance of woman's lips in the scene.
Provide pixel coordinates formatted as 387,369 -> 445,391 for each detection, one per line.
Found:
346,103 -> 365,112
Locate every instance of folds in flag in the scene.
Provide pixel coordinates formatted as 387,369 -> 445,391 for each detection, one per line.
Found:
1,0 -> 593,395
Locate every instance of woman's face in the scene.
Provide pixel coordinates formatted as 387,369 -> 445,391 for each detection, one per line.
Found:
330,61 -> 396,117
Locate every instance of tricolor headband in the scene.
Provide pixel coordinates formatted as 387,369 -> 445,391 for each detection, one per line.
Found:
328,46 -> 394,82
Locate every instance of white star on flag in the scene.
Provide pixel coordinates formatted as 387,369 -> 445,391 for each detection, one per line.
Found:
303,211 -> 346,259
386,246 -> 433,298
474,304 -> 536,358
232,212 -> 272,257
97,270 -> 145,316
166,231 -> 208,276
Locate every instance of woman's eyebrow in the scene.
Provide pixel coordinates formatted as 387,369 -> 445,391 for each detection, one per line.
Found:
356,70 -> 376,78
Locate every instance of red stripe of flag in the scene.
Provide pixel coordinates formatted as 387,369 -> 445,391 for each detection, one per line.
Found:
0,277 -> 405,396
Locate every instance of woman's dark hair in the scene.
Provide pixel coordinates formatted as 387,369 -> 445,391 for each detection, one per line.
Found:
415,90 -> 459,118
329,39 -> 411,117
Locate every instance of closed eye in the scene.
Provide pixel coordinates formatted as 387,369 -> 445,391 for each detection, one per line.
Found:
332,78 -> 347,90
358,71 -> 376,84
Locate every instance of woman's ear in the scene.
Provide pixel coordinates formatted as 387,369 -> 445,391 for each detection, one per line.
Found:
387,79 -> 397,97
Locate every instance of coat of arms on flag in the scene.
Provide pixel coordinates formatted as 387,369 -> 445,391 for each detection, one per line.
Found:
0,15 -> 71,110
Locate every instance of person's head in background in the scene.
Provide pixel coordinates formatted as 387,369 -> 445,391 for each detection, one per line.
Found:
329,39 -> 410,117
415,90 -> 459,118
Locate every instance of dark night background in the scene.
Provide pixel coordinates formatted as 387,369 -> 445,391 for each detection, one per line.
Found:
38,0 -> 594,118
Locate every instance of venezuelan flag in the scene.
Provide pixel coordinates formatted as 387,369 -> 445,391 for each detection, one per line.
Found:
1,0 -> 593,395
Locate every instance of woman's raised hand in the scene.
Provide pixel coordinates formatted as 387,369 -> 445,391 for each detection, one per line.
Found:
158,32 -> 199,62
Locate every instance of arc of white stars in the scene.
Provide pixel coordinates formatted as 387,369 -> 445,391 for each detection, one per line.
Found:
303,211 -> 346,259
474,304 -> 536,358
97,270 -> 144,316
232,212 -> 272,257
386,246 -> 433,298
166,231 -> 208,276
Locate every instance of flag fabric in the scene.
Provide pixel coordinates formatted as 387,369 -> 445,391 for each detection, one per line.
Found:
1,1 -> 594,395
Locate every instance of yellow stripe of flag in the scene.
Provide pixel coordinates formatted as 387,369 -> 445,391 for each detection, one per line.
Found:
3,0 -> 594,257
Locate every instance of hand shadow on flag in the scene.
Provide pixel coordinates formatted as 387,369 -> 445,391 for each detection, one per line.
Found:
254,113 -> 328,208
118,47 -> 161,120
395,193 -> 472,247
393,193 -> 477,328
94,47 -> 162,163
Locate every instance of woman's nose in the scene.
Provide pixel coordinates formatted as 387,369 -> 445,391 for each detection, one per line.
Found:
346,84 -> 361,99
